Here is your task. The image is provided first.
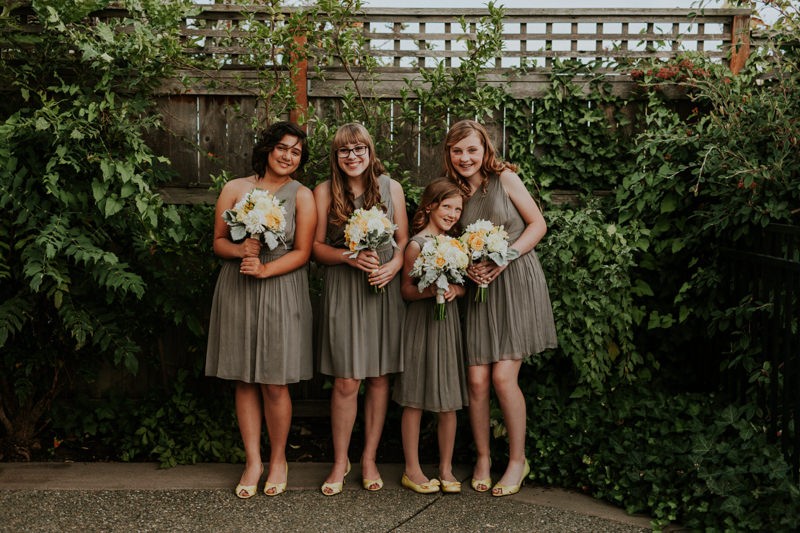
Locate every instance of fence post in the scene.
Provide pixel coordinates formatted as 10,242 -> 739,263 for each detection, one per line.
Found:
729,14 -> 751,74
290,33 -> 308,128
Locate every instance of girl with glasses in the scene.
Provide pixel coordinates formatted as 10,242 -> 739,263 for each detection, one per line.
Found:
312,123 -> 409,495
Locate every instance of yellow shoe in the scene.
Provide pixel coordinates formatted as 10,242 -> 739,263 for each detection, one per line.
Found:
471,458 -> 492,492
401,473 -> 440,494
362,476 -> 384,491
321,460 -> 351,496
235,464 -> 263,499
440,478 -> 462,494
470,476 -> 492,493
491,459 -> 530,497
264,463 -> 288,497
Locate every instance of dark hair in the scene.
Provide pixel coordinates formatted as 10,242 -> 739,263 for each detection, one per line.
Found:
251,121 -> 309,178
411,178 -> 465,235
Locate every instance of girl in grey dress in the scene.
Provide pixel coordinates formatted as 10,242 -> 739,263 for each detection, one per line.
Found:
394,179 -> 469,494
312,123 -> 408,495
205,122 -> 317,498
443,120 -> 557,497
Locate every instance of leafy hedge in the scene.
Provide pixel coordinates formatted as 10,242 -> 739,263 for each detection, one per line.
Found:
2,0 -> 800,530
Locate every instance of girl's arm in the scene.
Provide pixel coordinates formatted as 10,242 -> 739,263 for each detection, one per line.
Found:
468,169 -> 546,286
311,181 -> 380,272
370,178 -> 409,289
239,185 -> 318,278
400,240 -> 432,301
213,179 -> 261,260
500,169 -> 547,255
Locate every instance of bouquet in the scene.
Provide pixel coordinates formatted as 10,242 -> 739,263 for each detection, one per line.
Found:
459,219 -> 519,302
343,206 -> 398,293
409,235 -> 469,320
222,189 -> 287,250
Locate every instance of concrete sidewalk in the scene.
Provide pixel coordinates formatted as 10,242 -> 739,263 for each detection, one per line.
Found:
0,462 -> 655,532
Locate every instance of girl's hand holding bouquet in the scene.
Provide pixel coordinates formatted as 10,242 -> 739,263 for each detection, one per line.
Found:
409,235 -> 469,320
343,206 -> 398,293
223,189 -> 288,277
459,219 -> 519,302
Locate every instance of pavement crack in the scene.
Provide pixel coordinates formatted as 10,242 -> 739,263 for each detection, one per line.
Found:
387,493 -> 445,532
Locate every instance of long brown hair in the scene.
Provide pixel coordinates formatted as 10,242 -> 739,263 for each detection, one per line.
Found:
442,119 -> 516,196
328,123 -> 387,226
411,178 -> 465,235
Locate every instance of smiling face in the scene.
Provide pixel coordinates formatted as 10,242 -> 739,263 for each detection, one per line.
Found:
428,194 -> 463,234
448,132 -> 485,181
266,134 -> 303,178
336,142 -> 371,179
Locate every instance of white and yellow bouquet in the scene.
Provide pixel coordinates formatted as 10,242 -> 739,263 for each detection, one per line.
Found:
343,206 -> 398,292
459,219 -> 519,302
222,189 -> 287,250
409,235 -> 469,320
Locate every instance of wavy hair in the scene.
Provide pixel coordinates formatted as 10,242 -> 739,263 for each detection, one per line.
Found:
442,119 -> 516,196
251,121 -> 309,178
328,123 -> 387,226
411,178 -> 465,235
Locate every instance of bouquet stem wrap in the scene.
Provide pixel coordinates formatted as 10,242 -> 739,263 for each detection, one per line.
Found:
435,288 -> 447,320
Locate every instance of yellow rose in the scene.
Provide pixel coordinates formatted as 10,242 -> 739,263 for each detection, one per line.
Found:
467,232 -> 486,251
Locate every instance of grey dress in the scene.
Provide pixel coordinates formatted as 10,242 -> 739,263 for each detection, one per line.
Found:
460,175 -> 558,365
205,180 -> 313,384
318,174 -> 405,378
393,235 -> 469,412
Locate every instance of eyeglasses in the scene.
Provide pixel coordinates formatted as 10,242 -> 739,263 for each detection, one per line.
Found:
336,145 -> 368,158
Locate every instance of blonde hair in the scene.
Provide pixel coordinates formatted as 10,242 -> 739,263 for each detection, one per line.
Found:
442,120 -> 516,196
328,123 -> 387,226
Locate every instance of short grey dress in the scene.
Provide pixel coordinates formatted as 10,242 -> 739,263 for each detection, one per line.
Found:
460,175 -> 558,366
318,174 -> 405,378
205,180 -> 313,385
393,235 -> 469,412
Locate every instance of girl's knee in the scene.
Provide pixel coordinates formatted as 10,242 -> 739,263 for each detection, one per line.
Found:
333,378 -> 361,397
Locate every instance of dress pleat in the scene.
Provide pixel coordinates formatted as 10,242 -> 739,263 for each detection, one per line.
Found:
205,180 -> 313,384
393,235 -> 468,412
318,174 -> 405,378
460,176 -> 558,366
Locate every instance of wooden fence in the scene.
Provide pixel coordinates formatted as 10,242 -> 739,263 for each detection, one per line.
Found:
140,5 -> 752,203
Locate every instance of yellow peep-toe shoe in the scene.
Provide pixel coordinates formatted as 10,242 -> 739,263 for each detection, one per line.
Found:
491,459 -> 530,497
321,460 -> 351,496
401,473 -> 440,494
264,463 -> 288,497
470,476 -> 492,493
362,475 -> 384,491
471,458 -> 492,492
235,464 -> 263,499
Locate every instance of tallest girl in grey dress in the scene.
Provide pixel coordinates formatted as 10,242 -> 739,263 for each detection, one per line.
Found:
313,123 -> 408,495
443,120 -> 557,497
206,122 -> 317,498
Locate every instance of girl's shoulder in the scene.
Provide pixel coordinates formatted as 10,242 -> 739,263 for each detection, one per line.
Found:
312,179 -> 332,199
496,167 -> 527,194
221,175 -> 256,192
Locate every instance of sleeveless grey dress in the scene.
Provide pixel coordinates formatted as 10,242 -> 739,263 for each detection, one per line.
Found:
393,235 -> 468,412
205,180 -> 313,384
318,174 -> 405,378
460,175 -> 558,365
